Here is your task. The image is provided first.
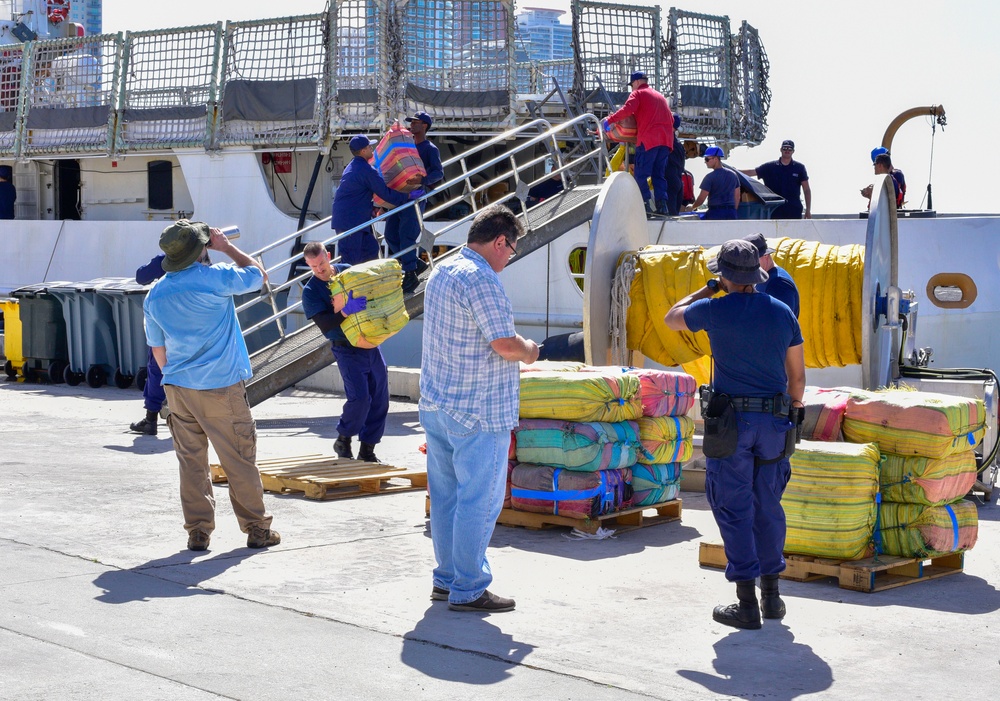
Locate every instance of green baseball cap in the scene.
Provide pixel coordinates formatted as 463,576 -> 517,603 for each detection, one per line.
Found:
159,219 -> 210,272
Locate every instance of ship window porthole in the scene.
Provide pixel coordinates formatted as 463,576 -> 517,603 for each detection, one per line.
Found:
568,246 -> 586,292
926,273 -> 976,309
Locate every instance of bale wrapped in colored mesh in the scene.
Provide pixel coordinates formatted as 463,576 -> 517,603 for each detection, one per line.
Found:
607,115 -> 637,144
509,464 -> 633,519
880,451 -> 978,506
631,463 -> 681,506
782,440 -> 880,560
520,360 -> 585,373
581,366 -> 697,417
508,430 -> 517,460
513,419 -> 641,472
519,371 -> 643,423
370,122 -> 426,209
878,500 -> 978,557
328,258 -> 408,347
800,386 -> 850,441
843,388 -> 986,459
637,415 -> 694,464
504,460 -> 515,509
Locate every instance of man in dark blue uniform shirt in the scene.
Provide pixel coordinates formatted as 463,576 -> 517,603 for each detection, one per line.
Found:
384,112 -> 444,293
666,239 -> 805,630
687,146 -> 740,220
301,241 -> 388,463
332,135 -> 418,265
741,139 -> 812,219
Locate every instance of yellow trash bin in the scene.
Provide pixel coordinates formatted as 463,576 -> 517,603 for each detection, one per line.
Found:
1,298 -> 23,379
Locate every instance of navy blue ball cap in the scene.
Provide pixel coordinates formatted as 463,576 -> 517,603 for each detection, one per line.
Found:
628,70 -> 647,85
405,111 -> 433,127
349,134 -> 376,152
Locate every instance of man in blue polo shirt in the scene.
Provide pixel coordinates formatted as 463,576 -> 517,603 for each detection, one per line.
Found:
741,139 -> 812,219
332,135 -> 422,265
687,146 -> 740,220
383,112 -> 444,293
144,220 -> 280,552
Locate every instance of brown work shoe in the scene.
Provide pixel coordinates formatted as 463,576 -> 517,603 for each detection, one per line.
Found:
187,529 -> 210,552
431,586 -> 449,601
247,525 -> 281,549
448,590 -> 515,613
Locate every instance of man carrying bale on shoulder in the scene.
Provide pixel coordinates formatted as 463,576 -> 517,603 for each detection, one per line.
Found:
301,242 -> 387,463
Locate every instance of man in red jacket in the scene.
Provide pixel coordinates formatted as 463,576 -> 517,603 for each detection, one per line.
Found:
604,71 -> 674,215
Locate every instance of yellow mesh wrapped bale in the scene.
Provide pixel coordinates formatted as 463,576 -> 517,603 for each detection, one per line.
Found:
878,500 -> 978,558
880,451 -> 978,506
519,371 -> 643,423
637,415 -> 695,464
782,440 -> 880,560
328,258 -> 408,348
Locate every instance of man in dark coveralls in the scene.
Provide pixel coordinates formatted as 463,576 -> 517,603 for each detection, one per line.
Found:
666,239 -> 805,630
300,242 -> 387,463
332,134 -> 422,265
740,139 -> 812,219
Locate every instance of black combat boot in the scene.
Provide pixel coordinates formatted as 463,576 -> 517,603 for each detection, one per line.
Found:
656,199 -> 670,215
760,573 -> 786,620
129,410 -> 158,435
712,579 -> 762,630
334,434 -> 353,459
358,442 -> 380,463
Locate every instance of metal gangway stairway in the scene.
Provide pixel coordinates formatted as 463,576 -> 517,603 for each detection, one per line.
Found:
239,115 -> 610,406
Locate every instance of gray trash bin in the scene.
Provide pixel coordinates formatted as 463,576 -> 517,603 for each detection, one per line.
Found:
11,282 -> 72,383
47,278 -> 128,388
96,279 -> 151,389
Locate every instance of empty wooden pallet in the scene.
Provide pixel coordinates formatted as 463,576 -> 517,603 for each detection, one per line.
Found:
211,454 -> 427,500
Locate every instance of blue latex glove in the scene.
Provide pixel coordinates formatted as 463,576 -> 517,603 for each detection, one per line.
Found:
342,290 -> 367,316
408,189 -> 425,200
602,118 -> 610,132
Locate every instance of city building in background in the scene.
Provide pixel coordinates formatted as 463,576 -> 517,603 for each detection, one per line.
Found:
68,0 -> 102,37
515,7 -> 572,62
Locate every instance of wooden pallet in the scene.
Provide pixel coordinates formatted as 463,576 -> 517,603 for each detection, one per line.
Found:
496,499 -> 682,534
698,541 -> 965,593
210,454 -> 427,501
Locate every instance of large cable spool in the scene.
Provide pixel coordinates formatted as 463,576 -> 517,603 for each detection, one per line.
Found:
861,173 -> 900,390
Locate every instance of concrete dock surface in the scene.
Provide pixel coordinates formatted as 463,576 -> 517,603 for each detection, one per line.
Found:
2,379 -> 999,700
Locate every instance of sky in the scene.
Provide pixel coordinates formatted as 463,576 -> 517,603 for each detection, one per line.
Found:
102,0 -> 1000,214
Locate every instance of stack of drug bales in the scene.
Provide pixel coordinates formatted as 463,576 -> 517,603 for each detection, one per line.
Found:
842,388 -> 982,558
785,386 -> 982,561
509,366 -> 696,521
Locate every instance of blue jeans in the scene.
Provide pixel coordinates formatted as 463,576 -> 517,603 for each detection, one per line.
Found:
705,411 -> 793,581
421,408 -> 510,604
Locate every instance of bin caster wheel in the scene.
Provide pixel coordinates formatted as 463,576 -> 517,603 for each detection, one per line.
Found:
64,365 -> 84,386
48,360 -> 66,384
86,366 -> 107,388
4,359 -> 14,379
114,369 -> 134,389
135,367 -> 148,390
22,362 -> 35,383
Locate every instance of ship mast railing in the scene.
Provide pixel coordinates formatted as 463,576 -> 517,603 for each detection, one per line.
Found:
236,113 -> 607,340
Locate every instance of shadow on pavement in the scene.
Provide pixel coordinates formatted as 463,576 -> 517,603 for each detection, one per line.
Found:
92,549 -> 257,604
401,604 -> 536,684
676,624 -> 833,700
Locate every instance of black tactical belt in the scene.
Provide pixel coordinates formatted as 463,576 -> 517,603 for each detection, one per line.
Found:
731,396 -> 779,412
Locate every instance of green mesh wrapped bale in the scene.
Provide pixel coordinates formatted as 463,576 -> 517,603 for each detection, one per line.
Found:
878,500 -> 978,558
782,440 -> 880,560
879,451 -> 978,506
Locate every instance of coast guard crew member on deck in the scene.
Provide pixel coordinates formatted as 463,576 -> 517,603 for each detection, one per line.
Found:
687,146 -> 740,220
332,134 -> 422,265
666,239 -> 805,630
740,139 -> 812,219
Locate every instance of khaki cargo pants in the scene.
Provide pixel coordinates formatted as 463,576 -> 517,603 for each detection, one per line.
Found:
164,381 -> 272,535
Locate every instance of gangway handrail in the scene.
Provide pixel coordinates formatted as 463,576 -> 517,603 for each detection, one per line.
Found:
237,114 -> 608,341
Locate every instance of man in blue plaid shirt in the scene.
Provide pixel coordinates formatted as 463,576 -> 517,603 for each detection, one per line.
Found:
420,204 -> 539,613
